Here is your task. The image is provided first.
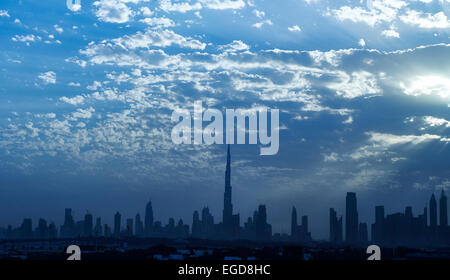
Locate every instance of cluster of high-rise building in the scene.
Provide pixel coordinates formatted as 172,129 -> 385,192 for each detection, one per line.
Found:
0,146 -> 448,248
0,146 -> 292,242
330,191 -> 450,247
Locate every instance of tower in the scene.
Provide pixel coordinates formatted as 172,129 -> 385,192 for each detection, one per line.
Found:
345,192 -> 358,243
145,200 -> 154,235
222,145 -> 233,233
84,212 -> 93,237
430,193 -> 437,228
291,207 -> 298,237
330,208 -> 337,242
440,189 -> 448,227
114,211 -> 121,237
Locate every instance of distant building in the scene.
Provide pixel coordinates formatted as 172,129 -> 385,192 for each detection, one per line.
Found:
114,212 -> 121,237
329,208 -> 343,243
345,192 -> 358,244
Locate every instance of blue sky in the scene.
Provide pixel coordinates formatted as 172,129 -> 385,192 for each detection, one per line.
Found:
0,0 -> 449,238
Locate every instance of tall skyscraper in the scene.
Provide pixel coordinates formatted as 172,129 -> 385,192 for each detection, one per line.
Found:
145,200 -> 154,235
330,208 -> 337,242
223,144 -> 233,230
329,208 -> 343,243
372,206 -> 385,244
114,211 -> 121,237
359,222 -> 368,244
126,218 -> 134,236
440,190 -> 448,228
222,145 -> 240,238
430,193 -> 437,229
61,208 -> 75,238
36,218 -> 48,239
291,207 -> 298,237
135,213 -> 144,237
84,212 -> 93,237
94,217 -> 102,237
345,192 -> 358,243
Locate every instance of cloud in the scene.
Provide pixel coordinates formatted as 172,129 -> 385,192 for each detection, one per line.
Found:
358,38 -> 366,47
38,71 -> 57,85
159,0 -> 202,13
218,40 -> 250,52
140,17 -> 176,28
331,1 -> 407,27
252,19 -> 273,28
423,116 -> 450,128
288,25 -> 302,32
54,24 -> 63,33
199,0 -> 245,10
400,10 -> 450,29
0,10 -> 10,17
399,75 -> 450,99
82,29 -> 206,55
93,0 -> 136,23
11,34 -> 41,45
367,132 -> 442,146
327,71 -> 380,99
60,95 -> 85,105
381,28 -> 400,38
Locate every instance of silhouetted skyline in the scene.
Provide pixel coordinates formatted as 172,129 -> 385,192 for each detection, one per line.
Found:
0,146 -> 449,248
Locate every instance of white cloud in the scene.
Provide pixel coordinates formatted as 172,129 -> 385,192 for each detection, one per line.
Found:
400,10 -> 450,29
140,7 -> 153,16
159,0 -> 202,13
288,25 -> 302,32
199,0 -> 245,10
252,19 -> 273,28
0,10 -> 10,17
54,24 -> 63,33
218,40 -> 249,52
82,29 -> 206,55
253,9 -> 265,18
381,28 -> 400,38
93,0 -> 135,23
328,71 -> 381,99
399,75 -> 450,99
423,116 -> 450,128
358,38 -> 366,47
72,107 -> 95,120
140,17 -> 175,28
38,71 -> 57,85
332,0 -> 407,27
367,132 -> 441,146
60,95 -> 85,105
68,82 -> 81,87
11,34 -> 41,45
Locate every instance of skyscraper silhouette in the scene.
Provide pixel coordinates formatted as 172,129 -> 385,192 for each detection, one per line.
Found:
430,193 -> 437,229
114,211 -> 121,237
135,213 -> 144,237
60,208 -> 75,238
291,207 -> 297,237
223,145 -> 233,230
440,190 -> 448,228
372,206 -> 385,244
94,217 -> 102,237
329,208 -> 343,243
222,145 -> 240,238
145,200 -> 154,235
345,192 -> 358,243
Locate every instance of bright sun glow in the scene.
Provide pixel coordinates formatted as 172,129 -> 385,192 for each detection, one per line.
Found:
400,75 -> 450,99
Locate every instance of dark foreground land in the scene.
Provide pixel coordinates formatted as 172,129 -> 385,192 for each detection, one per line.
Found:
1,238 -> 450,260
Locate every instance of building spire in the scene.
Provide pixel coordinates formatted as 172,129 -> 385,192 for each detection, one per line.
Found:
223,144 -> 233,230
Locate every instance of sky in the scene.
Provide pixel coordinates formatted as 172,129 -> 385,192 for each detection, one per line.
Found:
0,0 -> 449,239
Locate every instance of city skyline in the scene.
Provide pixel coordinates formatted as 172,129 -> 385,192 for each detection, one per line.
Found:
1,145 -> 448,247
